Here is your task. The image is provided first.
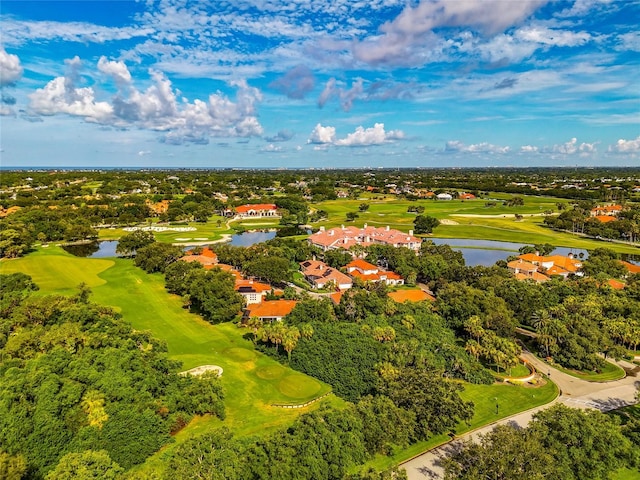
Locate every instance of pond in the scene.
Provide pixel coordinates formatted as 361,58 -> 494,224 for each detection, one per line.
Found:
62,240 -> 121,258
428,238 -> 590,267
229,230 -> 277,247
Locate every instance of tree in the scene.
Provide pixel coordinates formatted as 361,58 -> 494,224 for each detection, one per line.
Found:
134,242 -> 183,273
45,450 -> 123,480
413,215 -> 440,234
359,203 -> 370,212
0,452 -> 27,480
346,212 -> 359,222
244,256 -> 291,285
115,230 -> 155,256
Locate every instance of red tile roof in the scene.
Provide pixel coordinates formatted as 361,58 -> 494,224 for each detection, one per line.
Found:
246,300 -> 297,319
620,261 -> 640,275
388,289 -> 435,303
235,203 -> 277,213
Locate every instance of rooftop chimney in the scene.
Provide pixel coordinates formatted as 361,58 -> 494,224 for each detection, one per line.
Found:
319,226 -> 325,232
364,223 -> 368,229
386,225 -> 390,231
409,230 -> 413,236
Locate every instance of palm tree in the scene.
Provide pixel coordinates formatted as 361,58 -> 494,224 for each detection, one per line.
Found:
300,323 -> 314,340
283,326 -> 300,361
465,339 -> 481,361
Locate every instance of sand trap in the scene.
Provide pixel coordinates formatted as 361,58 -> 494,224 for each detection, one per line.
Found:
194,237 -> 208,240
439,219 -> 459,225
174,237 -> 192,241
179,365 -> 223,377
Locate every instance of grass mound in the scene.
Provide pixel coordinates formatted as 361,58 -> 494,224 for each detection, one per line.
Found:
256,364 -> 286,380
224,347 -> 256,362
278,374 -> 323,399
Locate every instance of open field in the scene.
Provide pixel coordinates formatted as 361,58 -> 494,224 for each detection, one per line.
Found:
364,378 -> 559,472
313,195 -> 639,254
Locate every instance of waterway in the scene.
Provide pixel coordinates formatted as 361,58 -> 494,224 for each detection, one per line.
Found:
229,230 -> 277,246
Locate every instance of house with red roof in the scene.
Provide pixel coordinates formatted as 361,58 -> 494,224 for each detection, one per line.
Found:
233,204 -> 279,218
245,300 -> 298,321
235,279 -> 274,305
590,205 -> 623,217
300,260 -> 353,290
459,192 -> 476,200
345,259 -> 404,286
620,260 -> 640,276
515,252 -> 582,279
308,224 -> 421,252
180,247 -> 219,269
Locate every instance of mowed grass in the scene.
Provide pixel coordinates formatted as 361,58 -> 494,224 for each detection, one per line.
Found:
554,360 -> 627,382
1,248 -> 339,474
363,378 -> 559,472
0,246 -> 114,295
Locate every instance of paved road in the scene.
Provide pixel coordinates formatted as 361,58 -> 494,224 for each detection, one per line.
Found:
402,355 -> 639,480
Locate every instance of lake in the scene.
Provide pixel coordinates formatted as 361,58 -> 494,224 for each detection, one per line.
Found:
230,231 -> 277,246
62,240 -> 121,258
428,238 -> 590,266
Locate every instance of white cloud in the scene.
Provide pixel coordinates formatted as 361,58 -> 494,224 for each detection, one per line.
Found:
608,136 -> 640,154
551,137 -> 597,155
308,124 -> 336,144
445,140 -> 510,153
520,145 -> 539,153
0,48 -> 23,85
334,123 -> 404,146
516,26 -> 590,47
29,57 -> 113,121
318,77 -> 364,111
308,123 -> 404,147
97,56 -> 132,85
28,56 -> 263,143
616,32 -> 640,52
261,143 -> 282,152
138,150 -> 151,156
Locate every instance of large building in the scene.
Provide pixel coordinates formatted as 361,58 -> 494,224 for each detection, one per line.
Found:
345,259 -> 404,286
308,224 -> 421,252
230,204 -> 279,218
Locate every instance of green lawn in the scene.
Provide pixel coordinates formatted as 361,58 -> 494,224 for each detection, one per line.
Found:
363,378 -> 559,472
553,360 -> 627,382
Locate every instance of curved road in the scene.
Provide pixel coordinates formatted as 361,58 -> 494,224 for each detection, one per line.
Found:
402,354 -> 639,480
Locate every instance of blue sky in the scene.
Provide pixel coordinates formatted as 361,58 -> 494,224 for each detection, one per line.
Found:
1,0 -> 638,168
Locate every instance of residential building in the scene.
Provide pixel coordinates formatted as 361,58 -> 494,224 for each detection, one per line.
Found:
345,259 -> 404,285
620,260 -> 640,276
299,260 -> 353,290
235,279 -> 273,305
308,224 -> 421,252
436,193 -> 453,200
232,203 -> 279,218
459,192 -> 476,200
516,252 -> 583,278
590,205 -> 623,217
180,247 -> 219,269
245,300 -> 298,321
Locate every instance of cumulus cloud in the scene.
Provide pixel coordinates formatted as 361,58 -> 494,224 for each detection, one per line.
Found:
308,123 -> 404,147
0,48 -> 24,86
28,56 -> 264,144
335,123 -> 404,146
268,65 -> 315,99
616,32 -> 640,52
608,136 -> 640,154
353,0 -> 545,64
551,137 -> 597,155
308,124 -> 336,144
29,56 -> 114,121
445,140 -> 510,153
98,56 -> 132,85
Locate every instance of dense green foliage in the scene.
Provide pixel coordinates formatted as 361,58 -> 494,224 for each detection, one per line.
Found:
0,275 -> 225,478
444,405 -> 637,480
